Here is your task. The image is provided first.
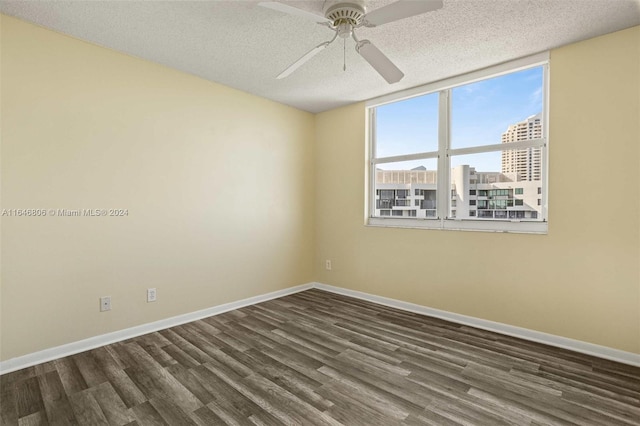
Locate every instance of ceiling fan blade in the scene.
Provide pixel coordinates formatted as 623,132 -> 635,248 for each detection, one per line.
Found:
356,40 -> 404,84
363,0 -> 443,27
258,2 -> 331,23
277,43 -> 329,79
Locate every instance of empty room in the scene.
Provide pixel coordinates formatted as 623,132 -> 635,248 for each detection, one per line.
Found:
1,0 -> 639,425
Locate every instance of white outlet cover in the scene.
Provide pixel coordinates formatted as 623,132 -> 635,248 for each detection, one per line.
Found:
100,296 -> 111,312
147,288 -> 157,302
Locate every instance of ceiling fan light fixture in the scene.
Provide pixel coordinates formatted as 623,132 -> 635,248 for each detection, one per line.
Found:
337,21 -> 353,38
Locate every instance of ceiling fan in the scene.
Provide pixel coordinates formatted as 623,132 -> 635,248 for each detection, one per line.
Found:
259,0 -> 443,84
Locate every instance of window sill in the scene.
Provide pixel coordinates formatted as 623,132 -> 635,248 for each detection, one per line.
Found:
366,217 -> 548,234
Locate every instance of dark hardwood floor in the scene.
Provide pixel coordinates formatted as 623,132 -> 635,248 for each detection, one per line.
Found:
1,289 -> 639,425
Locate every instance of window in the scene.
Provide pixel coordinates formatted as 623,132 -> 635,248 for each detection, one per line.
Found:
380,190 -> 394,199
367,53 -> 548,233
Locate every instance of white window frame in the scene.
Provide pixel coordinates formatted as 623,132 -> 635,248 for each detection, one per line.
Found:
366,52 -> 549,234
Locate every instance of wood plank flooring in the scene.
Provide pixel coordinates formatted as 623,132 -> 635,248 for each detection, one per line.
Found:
1,289 -> 639,425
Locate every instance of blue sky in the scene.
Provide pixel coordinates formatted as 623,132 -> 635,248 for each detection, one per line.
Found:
376,66 -> 543,172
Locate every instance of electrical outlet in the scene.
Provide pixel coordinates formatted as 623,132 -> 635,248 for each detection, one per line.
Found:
100,296 -> 111,312
147,288 -> 157,302
325,260 -> 332,271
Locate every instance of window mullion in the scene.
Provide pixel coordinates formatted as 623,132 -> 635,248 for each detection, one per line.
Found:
541,62 -> 550,221
373,151 -> 439,164
448,138 -> 545,157
368,108 -> 377,218
437,90 -> 450,223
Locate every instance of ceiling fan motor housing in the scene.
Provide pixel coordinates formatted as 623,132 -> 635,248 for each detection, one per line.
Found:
324,1 -> 366,26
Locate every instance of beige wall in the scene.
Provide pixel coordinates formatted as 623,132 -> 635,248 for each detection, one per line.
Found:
0,15 -> 315,360
315,26 -> 640,354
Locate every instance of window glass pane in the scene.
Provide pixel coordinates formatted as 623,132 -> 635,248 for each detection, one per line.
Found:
451,67 -> 543,149
450,151 -> 542,221
375,159 -> 437,218
375,92 -> 439,157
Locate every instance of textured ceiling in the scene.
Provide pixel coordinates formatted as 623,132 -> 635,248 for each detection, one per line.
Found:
1,0 -> 639,113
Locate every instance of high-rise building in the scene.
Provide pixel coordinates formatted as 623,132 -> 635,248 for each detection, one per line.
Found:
501,113 -> 542,181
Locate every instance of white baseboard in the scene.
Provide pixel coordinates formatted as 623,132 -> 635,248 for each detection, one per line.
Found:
3,281 -> 638,374
0,283 -> 313,375
313,282 -> 640,367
